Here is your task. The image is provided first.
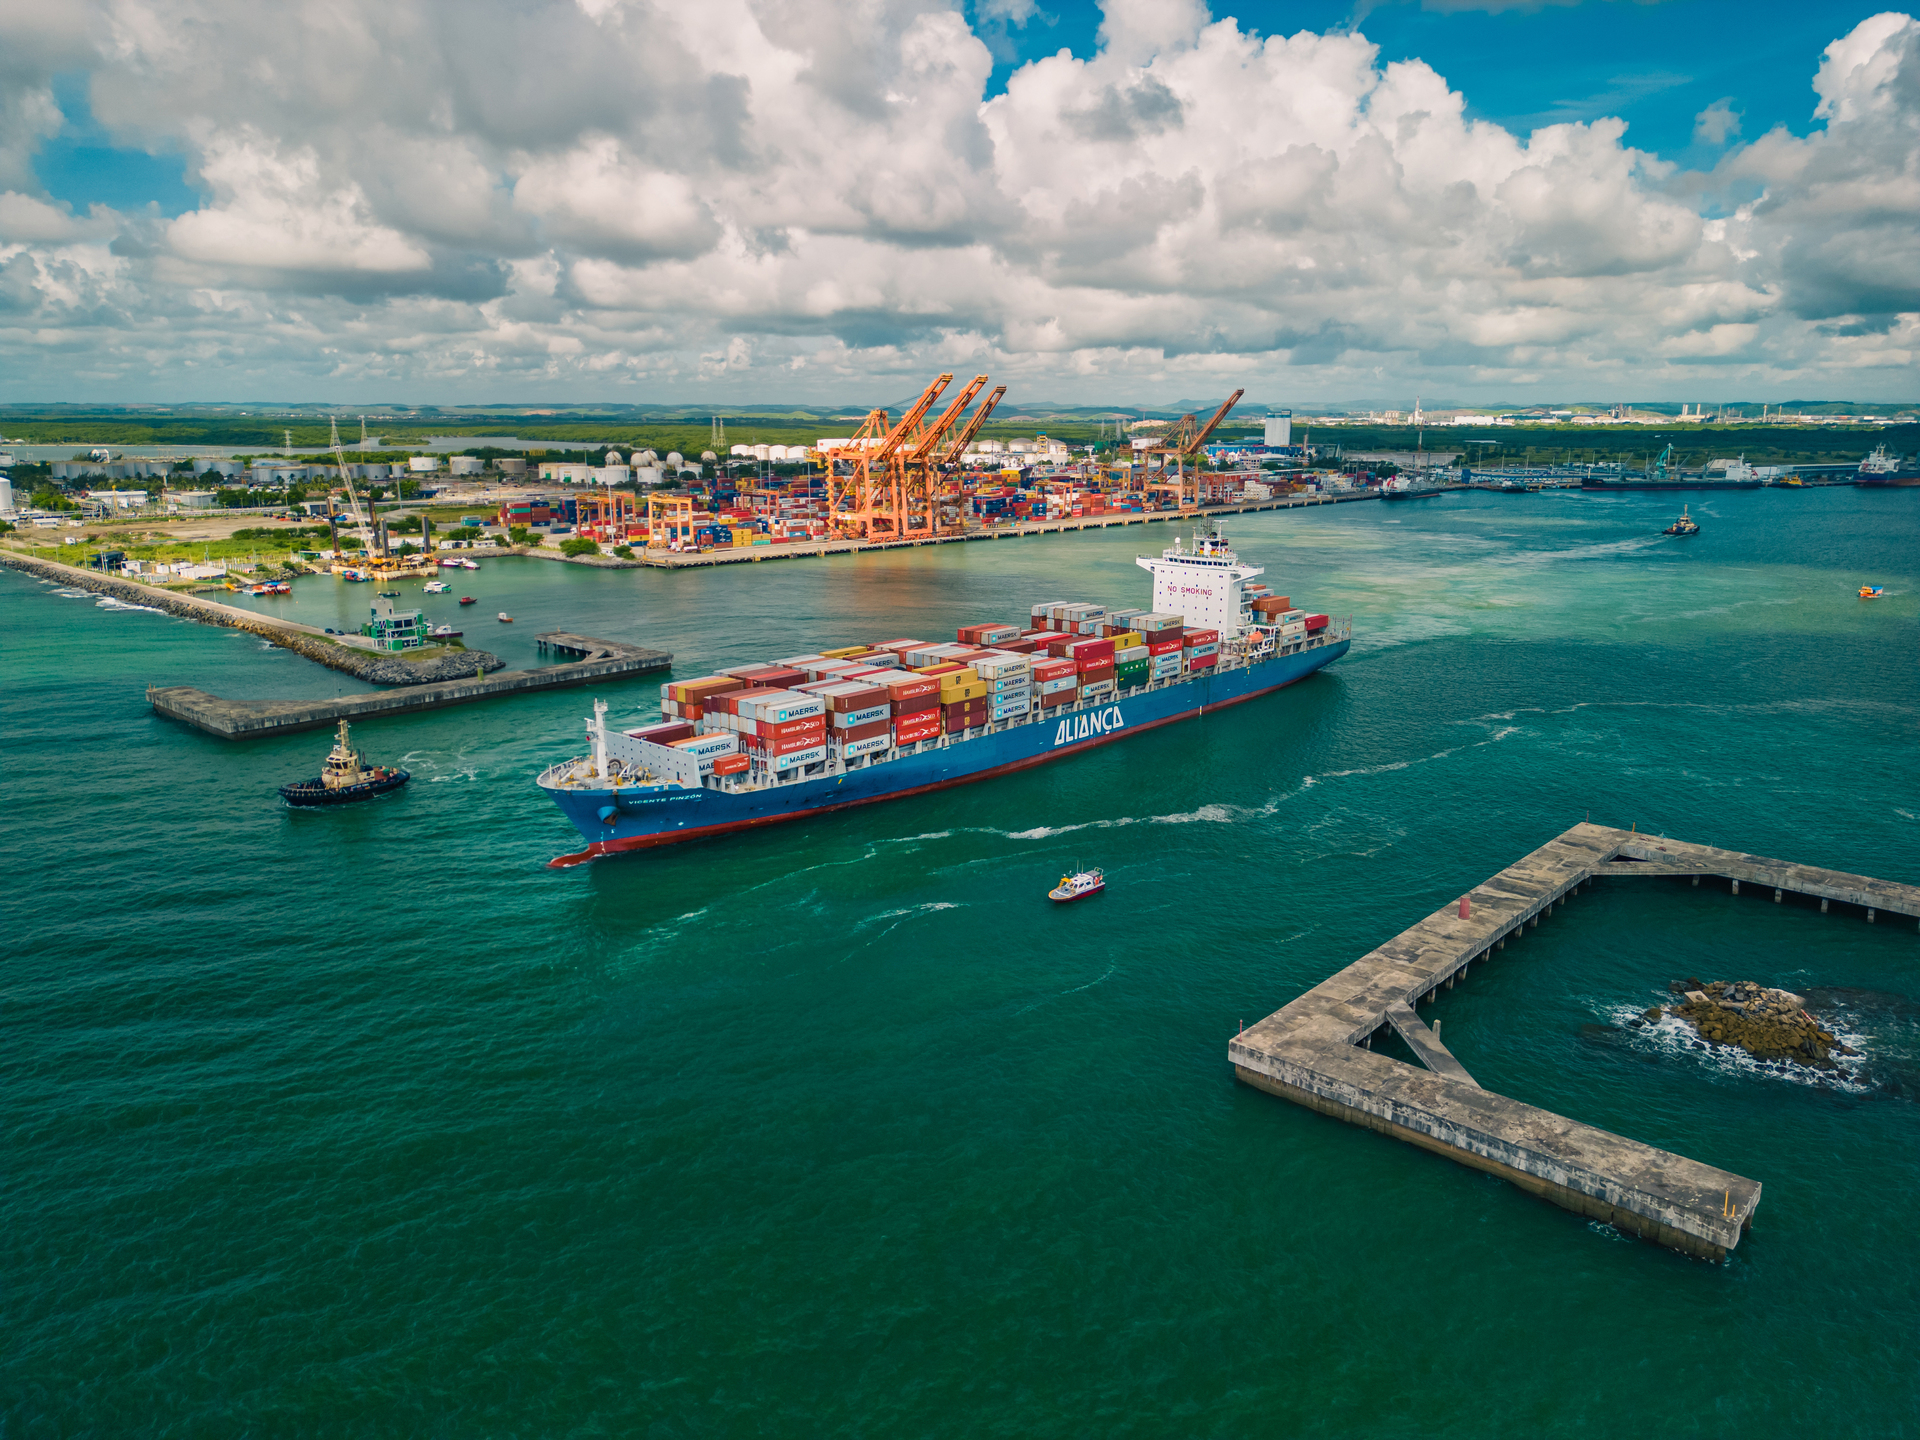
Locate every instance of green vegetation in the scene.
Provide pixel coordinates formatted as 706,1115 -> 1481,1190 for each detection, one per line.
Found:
506,526 -> 535,547
30,484 -> 75,510
612,544 -> 635,559
559,537 -> 600,557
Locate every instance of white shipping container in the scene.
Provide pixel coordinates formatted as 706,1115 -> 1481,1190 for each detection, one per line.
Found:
1039,675 -> 1078,695
991,699 -> 1030,721
672,732 -> 740,757
769,744 -> 827,771
837,733 -> 891,759
831,703 -> 892,729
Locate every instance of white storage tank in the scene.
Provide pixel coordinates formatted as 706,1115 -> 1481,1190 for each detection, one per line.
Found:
408,455 -> 440,472
449,456 -> 484,476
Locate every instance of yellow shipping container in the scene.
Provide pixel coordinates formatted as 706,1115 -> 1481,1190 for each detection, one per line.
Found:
1109,630 -> 1143,650
821,646 -> 868,659
940,679 -> 989,703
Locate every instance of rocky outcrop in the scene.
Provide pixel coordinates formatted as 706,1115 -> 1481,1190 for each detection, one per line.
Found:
1663,979 -> 1854,1068
0,549 -> 504,686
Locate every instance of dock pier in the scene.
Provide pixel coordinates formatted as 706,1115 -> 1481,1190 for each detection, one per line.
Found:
1231,823 -> 1920,1260
149,632 -> 670,739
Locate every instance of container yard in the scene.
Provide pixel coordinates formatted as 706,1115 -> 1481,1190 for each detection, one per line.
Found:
536,527 -> 1349,863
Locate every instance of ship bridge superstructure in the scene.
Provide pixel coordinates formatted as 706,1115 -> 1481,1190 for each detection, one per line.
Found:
1135,529 -> 1265,638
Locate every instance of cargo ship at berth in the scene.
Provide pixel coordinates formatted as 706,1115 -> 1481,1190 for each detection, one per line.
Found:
1858,445 -> 1920,487
536,529 -> 1351,865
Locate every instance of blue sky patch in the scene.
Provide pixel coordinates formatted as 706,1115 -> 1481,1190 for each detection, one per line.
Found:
34,73 -> 200,218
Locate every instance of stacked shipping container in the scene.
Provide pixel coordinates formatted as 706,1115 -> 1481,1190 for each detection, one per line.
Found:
650,598 -> 1321,781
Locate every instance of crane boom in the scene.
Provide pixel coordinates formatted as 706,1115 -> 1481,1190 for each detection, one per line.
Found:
908,374 -> 988,460
1183,389 -> 1245,455
938,385 -> 1005,467
872,374 -> 952,461
329,417 -> 376,554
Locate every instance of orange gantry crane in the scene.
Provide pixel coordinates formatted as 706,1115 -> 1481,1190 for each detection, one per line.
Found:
1143,389 -> 1244,510
824,373 -> 998,541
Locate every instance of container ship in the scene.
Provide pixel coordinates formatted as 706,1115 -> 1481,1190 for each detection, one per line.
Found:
537,529 -> 1350,865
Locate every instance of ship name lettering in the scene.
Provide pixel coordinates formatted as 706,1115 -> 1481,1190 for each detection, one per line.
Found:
1052,707 -> 1126,747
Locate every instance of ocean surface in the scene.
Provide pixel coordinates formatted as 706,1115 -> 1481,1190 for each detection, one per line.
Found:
5,488 -> 1918,1437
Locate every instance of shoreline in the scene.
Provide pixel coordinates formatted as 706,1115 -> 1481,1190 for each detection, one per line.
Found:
0,550 -> 505,686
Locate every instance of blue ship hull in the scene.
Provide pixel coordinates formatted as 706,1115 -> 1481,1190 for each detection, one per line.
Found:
544,638 -> 1350,865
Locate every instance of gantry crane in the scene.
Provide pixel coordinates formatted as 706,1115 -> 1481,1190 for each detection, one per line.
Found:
1143,389 -> 1244,509
937,384 -> 1005,469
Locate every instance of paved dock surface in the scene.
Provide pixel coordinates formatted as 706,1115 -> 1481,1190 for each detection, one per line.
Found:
636,492 -> 1377,567
1231,823 -> 1919,1260
149,633 -> 670,739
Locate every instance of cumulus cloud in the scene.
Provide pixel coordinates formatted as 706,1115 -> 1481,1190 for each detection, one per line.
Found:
1693,98 -> 1741,146
0,0 -> 1912,398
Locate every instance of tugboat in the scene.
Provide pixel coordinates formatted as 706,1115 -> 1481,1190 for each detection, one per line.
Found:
1663,505 -> 1700,537
278,719 -> 410,806
1048,868 -> 1106,903
498,612 -> 514,623
458,596 -> 477,606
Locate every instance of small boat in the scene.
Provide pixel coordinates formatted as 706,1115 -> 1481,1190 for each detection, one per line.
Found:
279,719 -> 409,806
1860,585 -> 1885,599
1663,505 -> 1699,537
1049,868 -> 1106,903
439,557 -> 464,568
429,625 -> 462,638
461,559 -> 481,570
247,584 -> 271,595
424,580 -> 451,593
267,582 -> 291,594
458,596 -> 477,606
498,612 -> 514,623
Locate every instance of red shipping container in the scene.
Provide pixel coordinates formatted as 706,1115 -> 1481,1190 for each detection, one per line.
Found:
1031,656 -> 1076,679
625,720 -> 695,743
1189,653 -> 1218,669
1304,614 -> 1329,631
838,718 -> 891,742
1040,689 -> 1074,707
879,672 -> 940,701
1077,664 -> 1115,684
944,709 -> 991,733
829,684 -> 889,712
890,693 -> 939,718
1147,638 -> 1182,656
996,637 -> 1039,654
1180,628 -> 1220,646
711,753 -> 750,776
754,715 -> 826,742
703,686 -> 764,715
894,714 -> 943,743
743,727 -> 827,757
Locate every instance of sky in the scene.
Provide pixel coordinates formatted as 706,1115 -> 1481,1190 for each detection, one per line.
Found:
0,0 -> 1916,407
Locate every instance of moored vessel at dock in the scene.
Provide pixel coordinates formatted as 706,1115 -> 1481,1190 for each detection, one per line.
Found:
1858,445 -> 1920,487
536,528 -> 1350,864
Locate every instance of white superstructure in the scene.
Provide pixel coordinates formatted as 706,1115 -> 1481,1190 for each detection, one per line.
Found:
1135,528 -> 1264,638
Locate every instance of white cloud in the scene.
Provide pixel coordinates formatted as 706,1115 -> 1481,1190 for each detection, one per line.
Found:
1693,98 -> 1740,146
0,0 -> 1911,399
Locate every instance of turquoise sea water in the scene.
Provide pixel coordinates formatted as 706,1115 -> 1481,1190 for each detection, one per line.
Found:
5,488 -> 1919,1436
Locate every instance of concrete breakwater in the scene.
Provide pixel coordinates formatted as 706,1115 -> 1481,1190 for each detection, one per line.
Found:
0,550 -> 504,685
149,633 -> 670,738
1231,823 -> 1920,1261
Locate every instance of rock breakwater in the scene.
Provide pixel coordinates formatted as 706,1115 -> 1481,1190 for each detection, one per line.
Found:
1651,979 -> 1855,1069
0,550 -> 504,687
